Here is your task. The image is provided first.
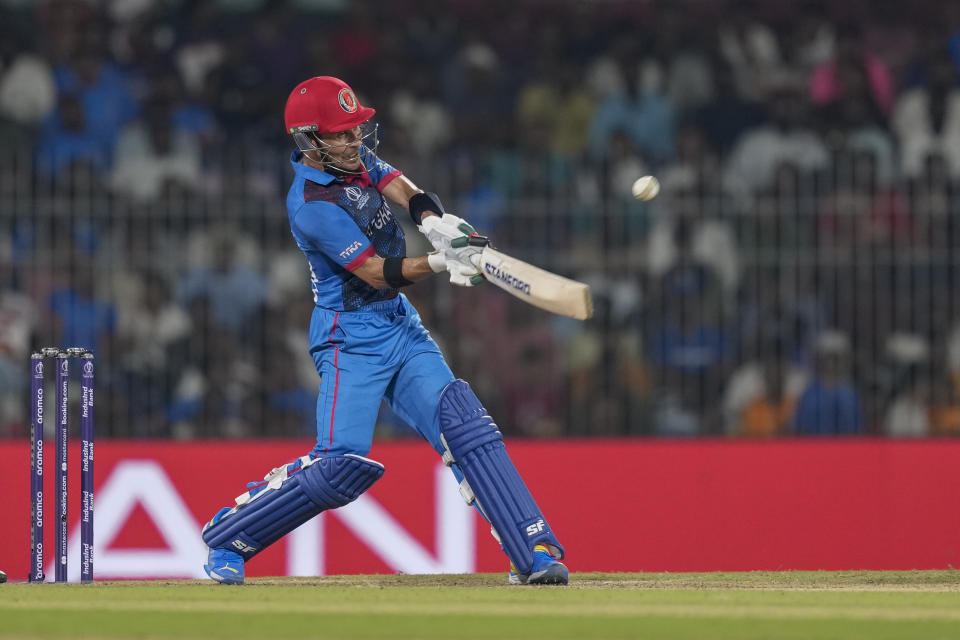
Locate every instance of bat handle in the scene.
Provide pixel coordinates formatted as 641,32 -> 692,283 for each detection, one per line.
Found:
467,235 -> 490,247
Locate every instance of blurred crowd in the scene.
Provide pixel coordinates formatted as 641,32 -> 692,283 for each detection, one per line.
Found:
2,0 -> 960,439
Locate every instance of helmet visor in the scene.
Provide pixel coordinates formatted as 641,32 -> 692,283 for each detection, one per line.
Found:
293,122 -> 379,174
293,122 -> 378,157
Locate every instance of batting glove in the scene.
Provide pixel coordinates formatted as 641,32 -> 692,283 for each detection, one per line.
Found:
419,215 -> 462,254
447,260 -> 485,287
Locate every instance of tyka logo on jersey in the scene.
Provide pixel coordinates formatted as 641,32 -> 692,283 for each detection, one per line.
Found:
339,240 -> 363,259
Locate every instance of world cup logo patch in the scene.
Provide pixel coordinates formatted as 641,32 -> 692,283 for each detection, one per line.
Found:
338,88 -> 358,113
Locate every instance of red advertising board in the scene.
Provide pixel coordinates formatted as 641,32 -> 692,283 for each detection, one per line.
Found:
1,438 -> 958,581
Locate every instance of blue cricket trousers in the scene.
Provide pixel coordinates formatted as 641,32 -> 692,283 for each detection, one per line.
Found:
307,294 -> 455,457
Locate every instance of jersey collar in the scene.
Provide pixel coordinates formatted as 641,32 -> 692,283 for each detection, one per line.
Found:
290,149 -> 336,186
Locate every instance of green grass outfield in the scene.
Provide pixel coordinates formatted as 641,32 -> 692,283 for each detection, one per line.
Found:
3,571 -> 960,640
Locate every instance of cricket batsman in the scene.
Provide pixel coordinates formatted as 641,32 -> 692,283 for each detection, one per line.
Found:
200,76 -> 568,585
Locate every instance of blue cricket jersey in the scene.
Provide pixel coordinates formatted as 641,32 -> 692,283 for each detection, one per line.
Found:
285,147 -> 404,310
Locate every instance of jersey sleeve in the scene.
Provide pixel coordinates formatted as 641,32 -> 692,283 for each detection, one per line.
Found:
361,147 -> 402,191
291,201 -> 375,271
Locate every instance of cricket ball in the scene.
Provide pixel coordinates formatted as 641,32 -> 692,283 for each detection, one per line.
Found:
631,175 -> 660,201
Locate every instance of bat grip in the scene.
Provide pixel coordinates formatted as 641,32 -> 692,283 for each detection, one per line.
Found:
467,235 -> 490,247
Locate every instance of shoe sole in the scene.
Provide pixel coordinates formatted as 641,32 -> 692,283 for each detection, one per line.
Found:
203,564 -> 244,585
527,563 -> 569,585
510,562 -> 569,586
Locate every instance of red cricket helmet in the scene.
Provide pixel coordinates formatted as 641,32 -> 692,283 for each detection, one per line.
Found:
284,76 -> 376,135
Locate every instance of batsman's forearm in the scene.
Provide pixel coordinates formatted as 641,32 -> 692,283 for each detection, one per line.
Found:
353,255 -> 437,289
382,175 -> 422,211
401,255 -> 437,281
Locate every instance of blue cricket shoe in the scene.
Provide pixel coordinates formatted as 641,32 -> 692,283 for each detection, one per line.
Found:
202,508 -> 245,584
508,543 -> 569,585
204,546 -> 245,584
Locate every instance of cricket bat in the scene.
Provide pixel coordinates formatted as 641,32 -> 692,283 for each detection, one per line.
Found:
473,246 -> 594,320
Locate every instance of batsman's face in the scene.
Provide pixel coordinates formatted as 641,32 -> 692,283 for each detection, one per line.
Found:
319,126 -> 363,170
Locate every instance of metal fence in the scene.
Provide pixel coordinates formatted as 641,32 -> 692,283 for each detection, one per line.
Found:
2,144 -> 959,439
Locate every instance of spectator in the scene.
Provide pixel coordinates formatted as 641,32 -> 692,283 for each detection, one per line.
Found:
929,368 -> 960,436
0,259 -> 36,437
809,21 -> 894,118
604,129 -> 649,205
443,41 -> 514,151
504,339 -> 564,438
173,0 -> 226,97
716,0 -> 785,102
646,185 -> 741,298
52,41 -> 138,157
0,30 -> 56,132
818,76 -> 896,186
110,93 -> 202,202
330,1 -> 380,76
4,0 -> 960,440
115,270 -> 192,436
35,92 -> 109,179
168,300 -> 258,439
881,334 -> 932,437
784,0 -> 835,75
204,31 -> 274,134
48,259 -> 116,357
794,330 -> 863,435
659,121 -> 753,218
726,81 -> 829,192
646,218 -> 732,435
587,44 -> 675,166
735,265 -> 827,372
817,150 -> 911,247
258,304 -> 317,438
566,286 -> 638,436
892,51 -> 960,179
862,0 -> 921,87
723,335 -> 807,437
177,230 -> 268,338
389,67 -> 453,158
691,61 -> 767,155
945,320 -> 960,400
944,3 -> 960,78
247,1 -> 305,102
515,60 -> 594,159
653,5 -> 715,117
151,67 -> 219,149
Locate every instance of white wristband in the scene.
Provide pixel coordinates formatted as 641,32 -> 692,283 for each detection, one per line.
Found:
427,251 -> 446,273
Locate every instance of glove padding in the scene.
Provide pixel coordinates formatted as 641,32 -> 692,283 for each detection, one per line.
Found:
447,260 -> 485,287
448,233 -> 489,273
419,213 -> 488,286
419,214 -> 465,254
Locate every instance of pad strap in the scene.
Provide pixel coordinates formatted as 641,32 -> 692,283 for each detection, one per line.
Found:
438,380 -> 563,574
202,454 -> 384,559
